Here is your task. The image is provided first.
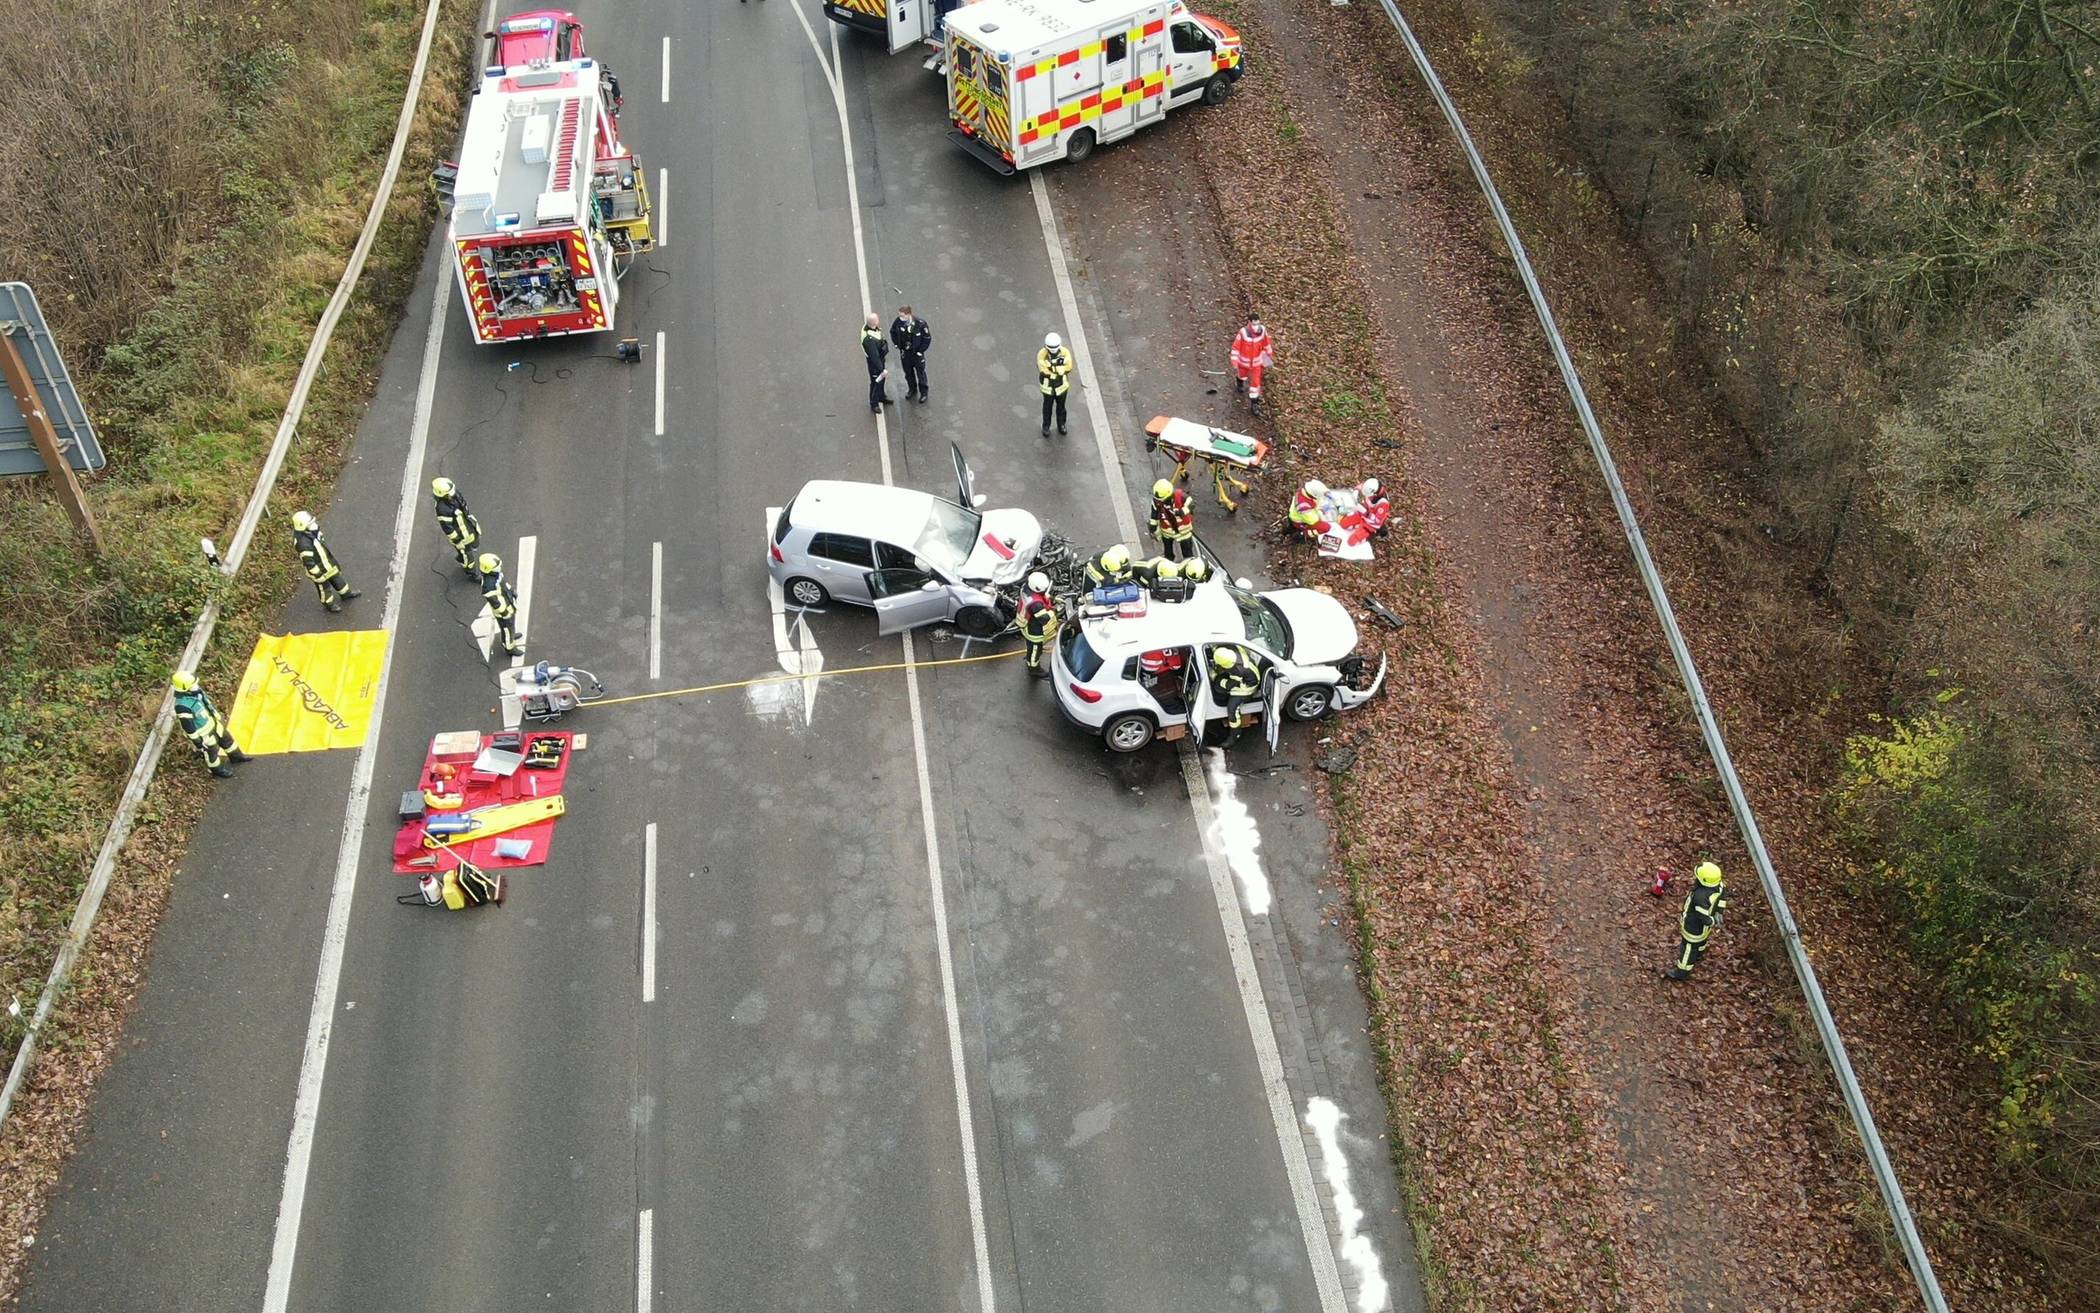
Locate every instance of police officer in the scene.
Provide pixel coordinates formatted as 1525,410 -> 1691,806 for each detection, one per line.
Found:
889,305 -> 933,403
290,510 -> 360,612
1148,479 -> 1195,561
1208,646 -> 1264,740
478,552 -> 526,657
1084,543 -> 1135,589
1037,331 -> 1073,435
1016,571 -> 1059,675
1664,862 -> 1729,980
171,670 -> 247,778
431,477 -> 482,573
861,312 -> 891,413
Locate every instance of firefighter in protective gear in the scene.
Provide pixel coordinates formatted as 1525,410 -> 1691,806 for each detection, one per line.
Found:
171,670 -> 247,778
478,552 -> 526,657
431,477 -> 482,572
1180,556 -> 1212,584
1038,332 -> 1074,435
1230,316 -> 1274,416
290,510 -> 361,612
1288,480 -> 1328,539
1016,571 -> 1059,675
1148,479 -> 1195,561
1084,543 -> 1135,588
1664,862 -> 1729,980
1133,556 -> 1184,594
1207,646 -> 1264,737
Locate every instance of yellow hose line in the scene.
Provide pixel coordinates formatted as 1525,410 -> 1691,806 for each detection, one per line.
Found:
586,647 -> 1024,710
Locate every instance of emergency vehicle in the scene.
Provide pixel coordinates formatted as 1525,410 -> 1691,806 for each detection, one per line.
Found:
823,0 -> 949,57
944,0 -> 1244,173
445,52 -> 653,344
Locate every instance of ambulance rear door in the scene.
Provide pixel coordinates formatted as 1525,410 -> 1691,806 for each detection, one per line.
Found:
888,0 -> 933,53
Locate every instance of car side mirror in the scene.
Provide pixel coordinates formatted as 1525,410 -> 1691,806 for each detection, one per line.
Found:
972,494 -> 988,508
921,580 -> 943,592
1235,576 -> 1254,589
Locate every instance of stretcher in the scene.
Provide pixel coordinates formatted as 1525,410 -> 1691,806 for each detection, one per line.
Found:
1144,416 -> 1270,512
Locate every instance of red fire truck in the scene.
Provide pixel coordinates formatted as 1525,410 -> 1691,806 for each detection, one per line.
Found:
446,54 -> 653,344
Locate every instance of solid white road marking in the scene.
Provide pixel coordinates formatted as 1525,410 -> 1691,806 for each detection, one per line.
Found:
509,535 -> 537,669
654,330 -> 666,437
1032,169 -> 1349,1313
473,605 -> 496,661
498,666 -> 523,732
660,37 -> 670,103
797,618 -> 822,722
650,540 -> 663,681
262,257 -> 451,1313
804,21 -> 992,1311
1306,1098 -> 1391,1313
656,167 -> 668,249
642,823 -> 658,1003
763,507 -> 824,679
637,1207 -> 655,1313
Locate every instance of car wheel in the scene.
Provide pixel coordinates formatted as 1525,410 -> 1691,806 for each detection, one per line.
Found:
1103,712 -> 1157,753
785,577 -> 829,608
1285,684 -> 1335,721
1202,75 -> 1232,107
1064,128 -> 1096,165
955,605 -> 1002,639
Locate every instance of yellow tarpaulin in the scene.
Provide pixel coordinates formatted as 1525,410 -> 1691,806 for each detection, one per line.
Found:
227,631 -> 390,754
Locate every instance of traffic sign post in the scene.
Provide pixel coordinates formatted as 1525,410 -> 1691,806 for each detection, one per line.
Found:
0,282 -> 105,555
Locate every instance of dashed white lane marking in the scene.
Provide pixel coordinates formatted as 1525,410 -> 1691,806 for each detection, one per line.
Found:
637,1207 -> 655,1313
649,540 -> 663,681
641,823 -> 658,1003
656,167 -> 668,249
654,330 -> 666,437
262,239 -> 451,1313
509,534 -> 538,670
803,16 -> 992,1311
659,37 -> 670,103
1032,171 -> 1349,1313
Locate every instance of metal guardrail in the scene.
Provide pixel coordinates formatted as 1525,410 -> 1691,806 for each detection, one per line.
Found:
0,0 -> 450,1133
1366,2 -> 1951,1307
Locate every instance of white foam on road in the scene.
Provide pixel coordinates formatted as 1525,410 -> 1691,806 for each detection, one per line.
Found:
1305,1097 -> 1390,1313
1203,750 -> 1272,916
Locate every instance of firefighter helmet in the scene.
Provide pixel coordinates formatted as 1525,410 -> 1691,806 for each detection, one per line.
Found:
1303,480 -> 1327,499
1152,479 -> 1174,500
1182,557 -> 1211,582
1044,331 -> 1062,349
290,510 -> 317,532
170,670 -> 199,693
1026,571 -> 1051,594
478,553 -> 502,575
1695,862 -> 1724,886
431,476 -> 456,498
1101,544 -> 1131,573
1211,647 -> 1238,669
1152,560 -> 1181,581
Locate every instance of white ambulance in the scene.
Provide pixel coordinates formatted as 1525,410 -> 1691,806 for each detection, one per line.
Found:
943,0 -> 1244,173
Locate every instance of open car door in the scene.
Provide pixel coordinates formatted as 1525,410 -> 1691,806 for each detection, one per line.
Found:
1262,670 -> 1284,755
889,0 -> 934,54
951,440 -> 985,508
869,568 -> 956,635
1184,649 -> 1222,747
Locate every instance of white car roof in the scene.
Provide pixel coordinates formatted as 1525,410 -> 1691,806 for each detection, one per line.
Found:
947,0 -> 1166,62
787,480 -> 944,543
1081,579 -> 1255,654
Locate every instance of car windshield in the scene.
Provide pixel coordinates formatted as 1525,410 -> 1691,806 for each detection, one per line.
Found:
1061,627 -> 1107,681
1228,584 -> 1292,657
913,498 -> 982,576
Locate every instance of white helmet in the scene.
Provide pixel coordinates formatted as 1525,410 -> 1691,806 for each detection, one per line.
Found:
1044,332 -> 1062,349
290,510 -> 317,532
1026,571 -> 1051,593
1303,480 -> 1327,499
1361,477 -> 1381,497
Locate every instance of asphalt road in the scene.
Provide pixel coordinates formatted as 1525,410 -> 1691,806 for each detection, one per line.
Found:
21,3 -> 1423,1310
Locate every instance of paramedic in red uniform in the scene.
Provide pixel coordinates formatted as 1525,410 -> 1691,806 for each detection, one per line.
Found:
1230,315 -> 1274,417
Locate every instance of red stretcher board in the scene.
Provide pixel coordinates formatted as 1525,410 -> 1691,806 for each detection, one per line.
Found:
392,731 -> 575,874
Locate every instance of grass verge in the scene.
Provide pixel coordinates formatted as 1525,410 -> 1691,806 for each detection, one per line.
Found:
0,1 -> 475,1303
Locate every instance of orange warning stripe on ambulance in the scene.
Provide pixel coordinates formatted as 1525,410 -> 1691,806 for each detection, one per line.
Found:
1013,18 -> 1167,81
1017,70 -> 1169,143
